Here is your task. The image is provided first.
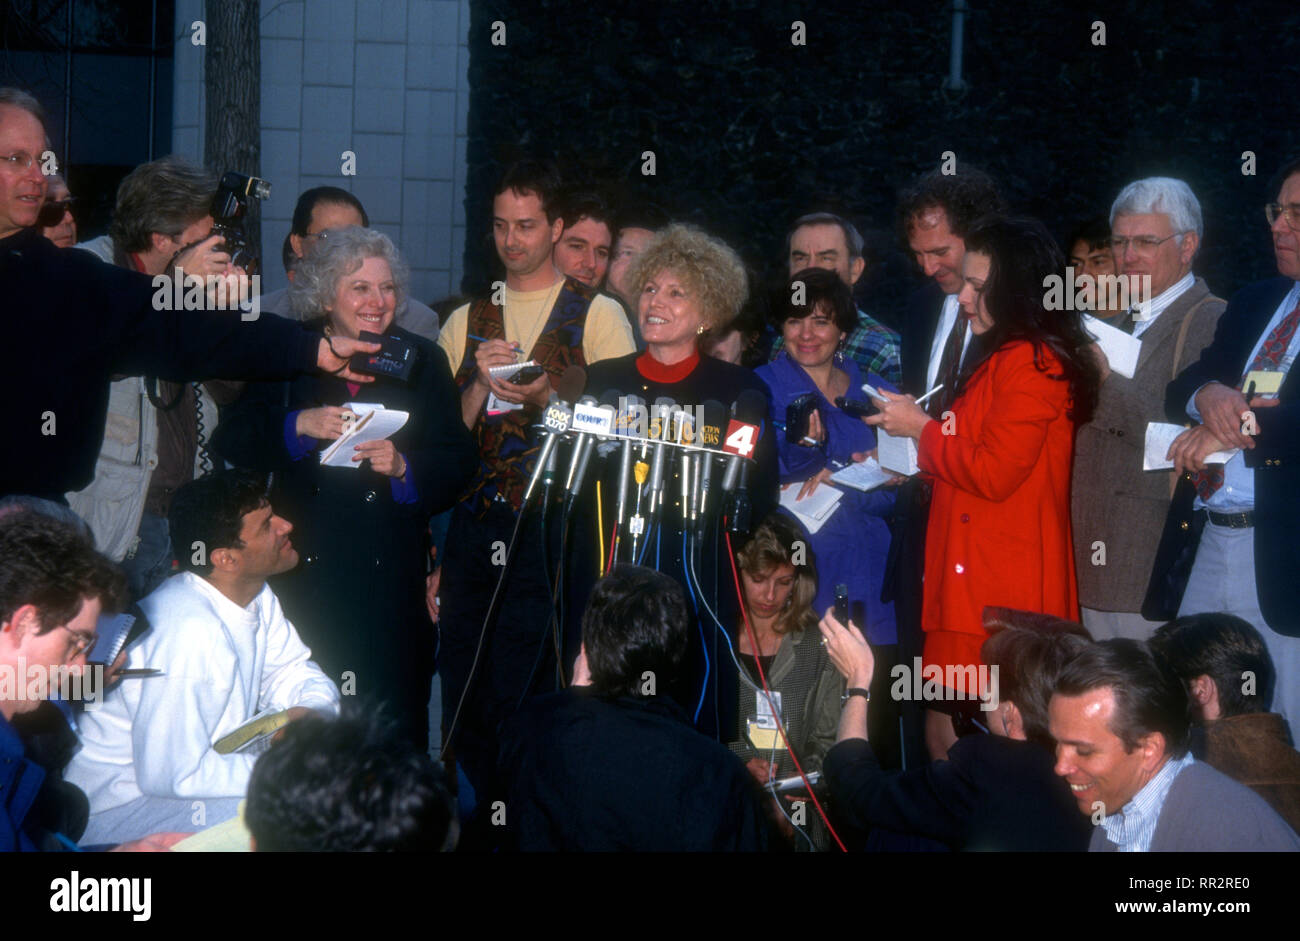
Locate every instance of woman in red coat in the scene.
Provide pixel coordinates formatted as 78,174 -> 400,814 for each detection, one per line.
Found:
869,216 -> 1101,758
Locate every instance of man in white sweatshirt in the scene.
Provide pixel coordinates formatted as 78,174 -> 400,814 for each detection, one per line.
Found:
67,472 -> 339,845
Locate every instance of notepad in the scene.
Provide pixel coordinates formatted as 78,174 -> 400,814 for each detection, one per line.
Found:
485,360 -> 539,414
876,429 -> 919,476
1143,422 -> 1238,472
779,482 -> 843,534
830,456 -> 895,492
213,708 -> 291,755
1083,314 -> 1141,379
86,612 -> 136,667
319,402 -> 409,467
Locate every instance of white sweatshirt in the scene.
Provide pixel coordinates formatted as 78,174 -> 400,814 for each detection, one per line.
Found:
67,572 -> 339,814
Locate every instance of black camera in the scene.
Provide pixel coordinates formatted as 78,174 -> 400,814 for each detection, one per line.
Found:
210,172 -> 271,275
786,392 -> 821,444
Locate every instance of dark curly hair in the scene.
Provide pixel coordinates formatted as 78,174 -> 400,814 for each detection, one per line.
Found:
895,165 -> 1006,246
957,215 -> 1102,425
245,706 -> 456,852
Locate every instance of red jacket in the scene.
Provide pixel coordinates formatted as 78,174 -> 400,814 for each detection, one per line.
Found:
917,339 -> 1079,671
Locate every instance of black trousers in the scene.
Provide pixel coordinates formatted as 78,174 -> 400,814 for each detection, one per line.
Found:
881,478 -> 931,770
438,501 -> 562,801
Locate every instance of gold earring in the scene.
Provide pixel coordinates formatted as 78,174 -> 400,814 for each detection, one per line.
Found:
697,323 -> 706,335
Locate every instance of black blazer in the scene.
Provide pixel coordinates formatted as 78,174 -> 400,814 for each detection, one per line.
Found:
824,733 -> 1092,851
1165,276 -> 1300,636
898,281 -> 947,397
212,322 -> 477,686
498,687 -> 773,851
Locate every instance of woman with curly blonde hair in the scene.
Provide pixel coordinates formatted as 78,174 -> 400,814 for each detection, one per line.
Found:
576,223 -> 779,742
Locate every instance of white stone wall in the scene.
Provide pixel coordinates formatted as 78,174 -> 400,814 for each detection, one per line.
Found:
171,0 -> 471,304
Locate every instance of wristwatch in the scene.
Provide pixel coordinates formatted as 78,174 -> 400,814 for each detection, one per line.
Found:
841,687 -> 870,705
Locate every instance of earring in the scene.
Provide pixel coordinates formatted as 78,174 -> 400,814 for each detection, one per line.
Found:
697,323 -> 707,335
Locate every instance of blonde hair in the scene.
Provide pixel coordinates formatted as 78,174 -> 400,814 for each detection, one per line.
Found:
627,223 -> 748,333
736,514 -> 819,636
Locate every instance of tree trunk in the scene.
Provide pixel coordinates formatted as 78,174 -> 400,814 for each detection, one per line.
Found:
203,0 -> 261,264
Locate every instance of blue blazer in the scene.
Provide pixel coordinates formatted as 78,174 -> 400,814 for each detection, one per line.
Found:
757,353 -> 897,644
1165,277 -> 1300,636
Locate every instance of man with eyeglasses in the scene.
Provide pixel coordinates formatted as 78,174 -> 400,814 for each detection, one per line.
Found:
1072,178 -> 1225,645
0,511 -> 119,850
1165,158 -> 1300,735
0,87 -> 381,505
257,186 -> 440,342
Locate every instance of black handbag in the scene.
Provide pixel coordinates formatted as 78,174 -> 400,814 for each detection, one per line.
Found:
1141,471 -> 1206,621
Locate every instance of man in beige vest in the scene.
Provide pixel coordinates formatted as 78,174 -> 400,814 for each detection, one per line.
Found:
1072,178 -> 1225,641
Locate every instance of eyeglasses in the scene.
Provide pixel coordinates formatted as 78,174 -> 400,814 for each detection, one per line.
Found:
1108,233 -> 1185,256
58,623 -> 97,658
1265,203 -> 1300,230
0,151 -> 40,173
36,198 -> 75,228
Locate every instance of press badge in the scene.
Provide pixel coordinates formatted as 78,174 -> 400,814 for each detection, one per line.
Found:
746,690 -> 786,749
1244,369 -> 1285,397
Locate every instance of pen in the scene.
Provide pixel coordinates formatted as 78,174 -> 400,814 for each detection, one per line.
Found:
1245,380 -> 1256,399
914,384 -> 944,407
114,668 -> 163,677
863,382 -> 944,407
468,333 -> 523,353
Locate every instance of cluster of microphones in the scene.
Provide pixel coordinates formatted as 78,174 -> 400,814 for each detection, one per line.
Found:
523,370 -> 767,566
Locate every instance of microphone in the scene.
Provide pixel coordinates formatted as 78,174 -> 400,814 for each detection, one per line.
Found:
522,397 -> 574,504
553,365 -> 587,406
674,407 -> 696,525
564,395 -> 601,496
694,399 -> 727,527
564,403 -> 614,516
721,388 -> 766,493
646,396 -> 676,515
723,389 -> 767,534
607,392 -> 646,544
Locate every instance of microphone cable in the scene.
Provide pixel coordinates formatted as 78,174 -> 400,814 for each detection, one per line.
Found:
724,526 -> 847,852
439,500 -> 529,761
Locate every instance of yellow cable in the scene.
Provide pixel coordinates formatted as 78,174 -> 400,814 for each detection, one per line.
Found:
596,480 -> 605,575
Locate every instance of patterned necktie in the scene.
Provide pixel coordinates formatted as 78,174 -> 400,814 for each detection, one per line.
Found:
930,314 -> 967,418
1194,298 -> 1300,499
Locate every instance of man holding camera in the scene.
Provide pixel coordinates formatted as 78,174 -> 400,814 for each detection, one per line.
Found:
72,156 -> 251,598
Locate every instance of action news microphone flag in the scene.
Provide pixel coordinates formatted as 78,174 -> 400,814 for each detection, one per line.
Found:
695,399 -> 727,520
723,388 -> 766,534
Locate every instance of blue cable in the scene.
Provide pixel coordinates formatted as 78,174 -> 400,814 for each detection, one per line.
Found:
682,529 -> 709,723
655,522 -> 662,570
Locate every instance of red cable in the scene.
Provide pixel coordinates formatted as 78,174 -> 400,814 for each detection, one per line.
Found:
724,526 -> 847,852
606,523 -> 619,575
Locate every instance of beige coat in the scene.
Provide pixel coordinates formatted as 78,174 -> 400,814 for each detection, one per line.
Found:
1072,278 -> 1225,612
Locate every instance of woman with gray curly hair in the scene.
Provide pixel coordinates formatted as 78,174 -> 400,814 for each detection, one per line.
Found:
212,226 -> 477,748
572,224 -> 779,742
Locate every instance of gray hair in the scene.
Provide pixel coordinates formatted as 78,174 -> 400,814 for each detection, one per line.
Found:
0,495 -> 93,541
1110,177 -> 1203,242
109,155 -> 218,253
786,211 -> 865,259
288,225 -> 410,320
0,87 -> 47,125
